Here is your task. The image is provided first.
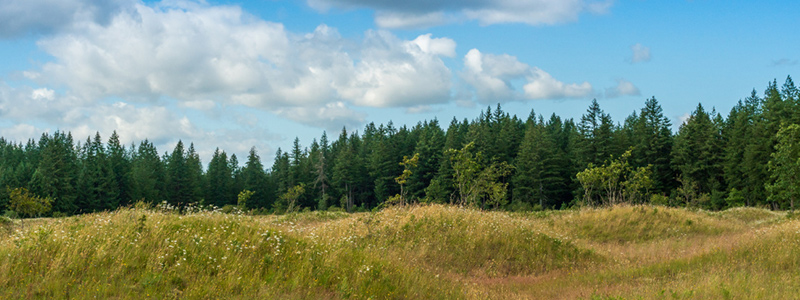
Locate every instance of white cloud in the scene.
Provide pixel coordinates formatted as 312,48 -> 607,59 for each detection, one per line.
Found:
604,79 -> 641,98
31,88 -> 55,100
38,2 -> 291,103
375,12 -> 447,29
630,43 -> 651,64
274,102 -> 366,132
410,34 -> 456,58
309,0 -> 614,29
0,81 -> 280,165
33,3 -> 456,128
461,48 -> 592,103
336,30 -> 454,108
677,112 -> 691,126
406,105 -> 433,114
0,124 -> 45,142
0,0 -> 134,38
523,68 -> 593,99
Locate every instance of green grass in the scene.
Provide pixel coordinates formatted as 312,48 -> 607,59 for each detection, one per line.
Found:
554,205 -> 738,243
1,204 -> 798,299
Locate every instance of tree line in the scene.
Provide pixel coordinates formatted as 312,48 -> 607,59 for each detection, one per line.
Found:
1,76 -> 798,216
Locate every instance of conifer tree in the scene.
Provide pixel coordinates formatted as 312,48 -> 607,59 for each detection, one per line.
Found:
107,131 -> 131,206
766,124 -> 800,211
129,140 -> 164,204
205,148 -> 233,207
630,97 -> 674,194
31,131 -> 79,214
242,147 -> 269,209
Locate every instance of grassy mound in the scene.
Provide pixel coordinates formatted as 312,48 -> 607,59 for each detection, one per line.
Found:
709,206 -> 785,224
585,218 -> 800,299
555,205 -> 736,243
0,208 -> 459,299
308,205 -> 599,277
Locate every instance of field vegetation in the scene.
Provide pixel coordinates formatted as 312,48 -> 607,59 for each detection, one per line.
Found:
2,204 -> 798,299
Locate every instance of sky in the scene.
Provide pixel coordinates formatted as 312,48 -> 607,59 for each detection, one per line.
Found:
0,0 -> 797,165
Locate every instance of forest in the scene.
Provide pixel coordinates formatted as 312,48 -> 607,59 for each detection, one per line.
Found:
1,76 -> 798,217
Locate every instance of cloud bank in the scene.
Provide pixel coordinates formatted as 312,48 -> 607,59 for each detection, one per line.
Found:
1,0 -> 604,162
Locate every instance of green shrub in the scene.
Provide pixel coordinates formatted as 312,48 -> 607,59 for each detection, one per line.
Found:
8,187 -> 52,218
3,210 -> 18,219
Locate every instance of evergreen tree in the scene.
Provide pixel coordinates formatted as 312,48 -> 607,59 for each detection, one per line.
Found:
107,131 -> 131,206
407,120 -> 445,201
577,99 -> 616,168
630,97 -> 674,194
427,118 -> 469,203
129,140 -> 164,204
31,131 -> 79,214
164,141 -> 199,206
767,124 -> 800,210
76,133 -> 118,212
241,147 -> 269,209
672,104 -> 724,207
205,148 -> 233,207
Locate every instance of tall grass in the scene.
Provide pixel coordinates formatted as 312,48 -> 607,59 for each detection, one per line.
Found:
1,203 -> 797,299
0,207 -> 458,299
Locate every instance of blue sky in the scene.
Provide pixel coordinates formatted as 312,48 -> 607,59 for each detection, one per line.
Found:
0,0 -> 797,164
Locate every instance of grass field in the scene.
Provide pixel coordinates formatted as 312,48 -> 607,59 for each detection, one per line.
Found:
1,204 -> 798,299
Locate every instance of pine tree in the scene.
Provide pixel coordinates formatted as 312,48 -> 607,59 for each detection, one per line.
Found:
241,147 -> 269,209
165,141 -> 194,206
31,131 -> 79,214
577,99 -> 616,168
672,104 -> 724,207
129,140 -> 164,204
767,124 -> 800,211
407,120 -> 445,201
427,118 -> 469,203
205,148 -> 233,207
630,97 -> 674,194
107,131 -> 131,206
76,133 -> 118,212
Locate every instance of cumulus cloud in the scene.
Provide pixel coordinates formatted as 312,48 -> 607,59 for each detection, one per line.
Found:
308,0 -> 614,28
629,43 -> 651,64
0,0 -> 134,38
605,79 -> 640,98
33,3 -> 455,128
337,31 -> 454,108
460,49 -> 592,103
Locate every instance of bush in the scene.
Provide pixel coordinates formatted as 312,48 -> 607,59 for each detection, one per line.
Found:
0,216 -> 11,225
651,194 -> 670,206
8,187 -> 52,218
219,205 -> 240,214
327,206 -> 344,213
3,210 -> 18,219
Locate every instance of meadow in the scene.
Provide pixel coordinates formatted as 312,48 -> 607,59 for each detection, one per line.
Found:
1,204 -> 798,299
